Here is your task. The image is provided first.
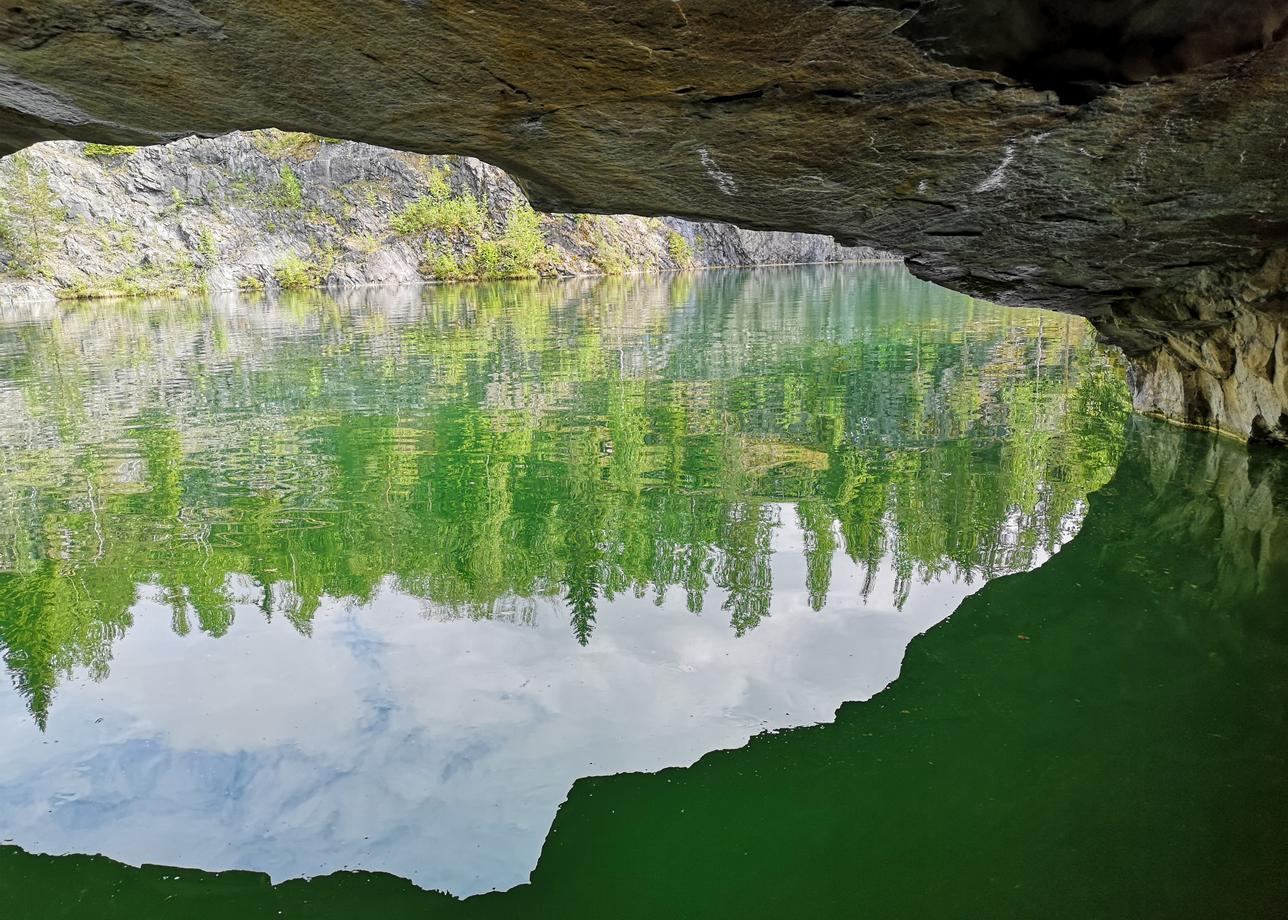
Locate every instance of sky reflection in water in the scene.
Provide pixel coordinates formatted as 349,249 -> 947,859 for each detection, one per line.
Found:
0,267 -> 1129,894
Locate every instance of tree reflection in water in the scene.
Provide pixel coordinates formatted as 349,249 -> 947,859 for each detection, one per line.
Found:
0,267 -> 1129,728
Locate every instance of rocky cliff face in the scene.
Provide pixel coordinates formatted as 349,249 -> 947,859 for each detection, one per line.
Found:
1,1 -> 1286,441
0,131 -> 881,304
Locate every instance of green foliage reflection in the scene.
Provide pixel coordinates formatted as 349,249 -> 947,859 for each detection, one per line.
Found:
0,268 -> 1130,725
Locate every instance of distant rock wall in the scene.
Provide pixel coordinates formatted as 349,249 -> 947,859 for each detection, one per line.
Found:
0,131 -> 889,304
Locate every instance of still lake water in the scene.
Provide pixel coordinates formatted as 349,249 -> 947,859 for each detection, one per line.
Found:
0,266 -> 1284,917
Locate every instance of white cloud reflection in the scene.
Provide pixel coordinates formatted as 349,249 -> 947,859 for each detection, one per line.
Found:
0,510 -> 1064,895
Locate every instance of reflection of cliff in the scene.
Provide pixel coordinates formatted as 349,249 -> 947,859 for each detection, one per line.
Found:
1123,420 -> 1288,613
0,270 -> 1129,726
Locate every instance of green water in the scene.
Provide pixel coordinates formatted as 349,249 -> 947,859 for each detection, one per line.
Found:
0,267 -> 1284,917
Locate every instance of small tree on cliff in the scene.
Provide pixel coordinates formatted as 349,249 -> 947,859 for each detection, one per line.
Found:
0,153 -> 66,277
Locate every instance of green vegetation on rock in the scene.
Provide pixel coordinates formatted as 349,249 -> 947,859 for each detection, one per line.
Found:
57,255 -> 206,301
0,153 -> 67,278
82,144 -> 139,159
591,228 -> 632,275
272,243 -> 338,290
494,201 -> 553,277
667,230 -> 695,268
395,165 -> 555,281
273,254 -> 315,289
273,165 -> 304,209
197,227 -> 219,260
391,166 -> 485,236
252,130 -> 323,161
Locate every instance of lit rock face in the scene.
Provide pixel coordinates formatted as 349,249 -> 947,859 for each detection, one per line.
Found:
0,132 -> 881,302
1,1 -> 1286,440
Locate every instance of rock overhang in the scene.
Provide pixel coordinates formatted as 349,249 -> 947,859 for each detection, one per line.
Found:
1,0 -> 1285,440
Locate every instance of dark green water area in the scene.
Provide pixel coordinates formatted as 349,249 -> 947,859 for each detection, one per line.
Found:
0,266 -> 1284,917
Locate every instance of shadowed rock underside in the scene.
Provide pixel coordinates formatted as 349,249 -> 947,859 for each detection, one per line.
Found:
1,1 -> 1286,440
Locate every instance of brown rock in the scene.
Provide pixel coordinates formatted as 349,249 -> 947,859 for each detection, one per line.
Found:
2,1 -> 1286,440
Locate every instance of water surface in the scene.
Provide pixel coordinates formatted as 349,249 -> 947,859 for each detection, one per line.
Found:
1,267 -> 1134,897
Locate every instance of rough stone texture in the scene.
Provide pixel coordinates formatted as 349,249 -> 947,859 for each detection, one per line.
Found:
1123,252 -> 1288,444
0,132 -> 883,303
1,1 -> 1286,439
